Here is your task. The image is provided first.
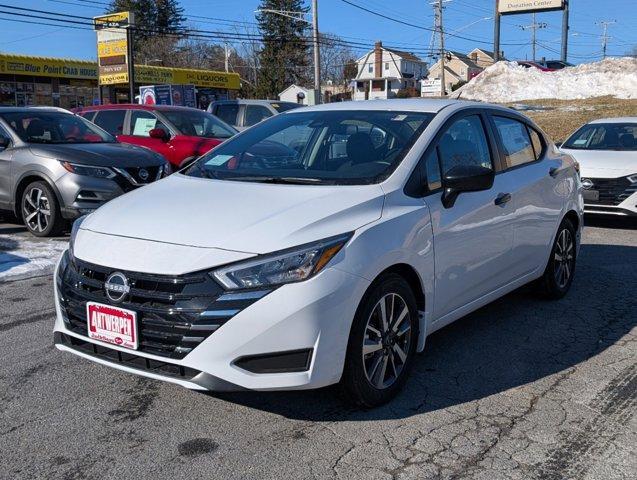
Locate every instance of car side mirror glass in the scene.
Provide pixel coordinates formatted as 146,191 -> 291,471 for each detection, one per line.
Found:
149,128 -> 168,141
441,164 -> 494,208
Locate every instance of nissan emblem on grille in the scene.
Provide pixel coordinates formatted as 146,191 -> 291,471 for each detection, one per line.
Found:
138,169 -> 149,181
104,272 -> 130,303
581,178 -> 594,190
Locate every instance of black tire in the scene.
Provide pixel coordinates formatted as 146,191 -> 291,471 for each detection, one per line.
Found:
20,181 -> 66,237
537,217 -> 577,300
340,273 -> 419,407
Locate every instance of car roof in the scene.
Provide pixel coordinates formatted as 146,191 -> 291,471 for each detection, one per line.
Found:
284,99 -> 482,114
211,99 -> 297,106
588,117 -> 637,124
0,106 -> 72,114
77,104 -> 201,112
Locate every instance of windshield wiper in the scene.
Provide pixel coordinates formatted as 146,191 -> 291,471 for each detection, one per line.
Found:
224,176 -> 324,184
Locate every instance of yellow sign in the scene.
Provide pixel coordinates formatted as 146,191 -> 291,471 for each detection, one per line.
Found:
94,11 -> 132,30
135,66 -> 241,89
0,54 -> 97,79
95,11 -> 131,86
97,39 -> 127,57
498,0 -> 563,14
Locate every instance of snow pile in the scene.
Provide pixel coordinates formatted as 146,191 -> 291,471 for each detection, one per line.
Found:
0,235 -> 67,282
452,58 -> 637,102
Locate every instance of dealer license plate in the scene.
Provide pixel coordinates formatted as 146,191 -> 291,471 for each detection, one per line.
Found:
86,302 -> 138,350
582,189 -> 599,202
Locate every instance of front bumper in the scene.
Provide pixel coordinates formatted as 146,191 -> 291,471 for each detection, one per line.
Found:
53,253 -> 370,391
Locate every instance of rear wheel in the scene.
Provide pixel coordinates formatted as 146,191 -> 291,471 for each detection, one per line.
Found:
537,218 -> 577,299
340,273 -> 419,407
21,181 -> 65,237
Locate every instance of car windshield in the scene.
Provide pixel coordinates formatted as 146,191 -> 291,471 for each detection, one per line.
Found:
184,110 -> 434,185
271,102 -> 302,113
161,109 -> 236,139
563,123 -> 637,151
0,111 -> 115,144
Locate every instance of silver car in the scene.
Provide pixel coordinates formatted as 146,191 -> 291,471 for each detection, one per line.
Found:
0,107 -> 169,237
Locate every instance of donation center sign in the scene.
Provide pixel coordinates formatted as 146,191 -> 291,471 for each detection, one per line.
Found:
498,0 -> 564,14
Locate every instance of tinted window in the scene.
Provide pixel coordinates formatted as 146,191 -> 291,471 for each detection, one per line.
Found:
528,127 -> 544,160
214,104 -> 240,125
493,116 -> 536,168
129,110 -> 169,137
424,149 -> 442,191
161,109 -> 235,138
0,111 -> 114,144
244,105 -> 272,127
271,102 -> 302,113
93,110 -> 126,136
186,110 -> 434,185
438,115 -> 492,175
79,111 -> 95,121
563,123 -> 637,151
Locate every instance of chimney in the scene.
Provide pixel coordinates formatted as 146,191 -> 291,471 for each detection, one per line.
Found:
374,41 -> 382,78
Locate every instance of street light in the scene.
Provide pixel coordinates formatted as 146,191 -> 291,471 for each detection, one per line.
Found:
256,0 -> 321,103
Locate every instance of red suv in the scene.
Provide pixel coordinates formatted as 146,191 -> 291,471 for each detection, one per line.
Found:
75,104 -> 237,168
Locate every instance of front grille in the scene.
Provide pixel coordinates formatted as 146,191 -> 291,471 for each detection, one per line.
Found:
112,166 -> 162,192
58,253 -> 266,359
55,332 -> 201,379
585,177 -> 636,206
125,166 -> 161,184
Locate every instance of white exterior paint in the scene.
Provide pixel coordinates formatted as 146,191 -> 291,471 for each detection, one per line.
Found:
278,84 -> 312,105
54,99 -> 583,395
352,44 -> 427,100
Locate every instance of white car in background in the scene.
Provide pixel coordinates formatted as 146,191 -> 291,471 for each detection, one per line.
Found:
54,100 -> 582,407
560,117 -> 637,217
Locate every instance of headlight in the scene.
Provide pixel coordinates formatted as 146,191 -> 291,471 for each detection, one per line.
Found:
68,214 -> 88,261
60,161 -> 116,179
627,174 -> 637,184
212,233 -> 352,290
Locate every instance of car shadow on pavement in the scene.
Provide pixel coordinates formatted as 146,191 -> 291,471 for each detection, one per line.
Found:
209,242 -> 637,421
585,214 -> 637,230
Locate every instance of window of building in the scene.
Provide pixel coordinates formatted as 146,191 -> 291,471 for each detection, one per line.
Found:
368,64 -> 373,73
371,80 -> 385,91
385,62 -> 389,70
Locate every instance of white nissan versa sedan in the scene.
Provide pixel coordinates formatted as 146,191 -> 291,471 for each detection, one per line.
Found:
559,117 -> 637,217
53,100 -> 583,406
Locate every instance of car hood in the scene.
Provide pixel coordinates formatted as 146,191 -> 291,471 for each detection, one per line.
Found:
29,142 -> 164,167
81,174 -> 385,254
561,148 -> 637,178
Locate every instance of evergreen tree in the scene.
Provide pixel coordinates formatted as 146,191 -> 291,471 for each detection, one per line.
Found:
107,0 -> 184,45
256,0 -> 311,99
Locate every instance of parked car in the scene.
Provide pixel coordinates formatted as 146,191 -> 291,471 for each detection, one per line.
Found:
516,60 -> 552,72
560,117 -> 636,217
54,99 -> 582,406
0,107 -> 169,237
75,104 -> 237,168
517,60 -> 574,72
208,99 -> 302,131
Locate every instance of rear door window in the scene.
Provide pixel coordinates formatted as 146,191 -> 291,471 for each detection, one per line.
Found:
244,105 -> 272,127
92,110 -> 126,136
493,116 -> 536,168
214,104 -> 240,125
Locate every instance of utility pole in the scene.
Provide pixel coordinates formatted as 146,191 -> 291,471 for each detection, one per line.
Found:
435,0 -> 446,97
561,0 -> 569,62
520,14 -> 547,62
312,0 -> 321,103
598,20 -> 616,59
224,43 -> 229,72
493,0 -> 500,61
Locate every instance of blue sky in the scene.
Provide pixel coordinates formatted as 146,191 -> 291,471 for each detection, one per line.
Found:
0,0 -> 635,64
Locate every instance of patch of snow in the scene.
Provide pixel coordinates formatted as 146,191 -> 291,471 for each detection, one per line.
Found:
0,235 -> 68,282
452,58 -> 637,102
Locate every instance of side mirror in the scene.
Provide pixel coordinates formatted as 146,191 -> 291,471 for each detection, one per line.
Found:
0,136 -> 10,150
149,128 -> 169,141
442,164 -> 494,208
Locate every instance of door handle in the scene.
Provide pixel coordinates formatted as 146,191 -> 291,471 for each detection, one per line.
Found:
549,167 -> 559,178
494,193 -> 512,206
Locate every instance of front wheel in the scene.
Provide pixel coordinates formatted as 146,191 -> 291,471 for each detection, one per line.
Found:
21,181 -> 66,237
537,218 -> 577,299
340,273 -> 419,407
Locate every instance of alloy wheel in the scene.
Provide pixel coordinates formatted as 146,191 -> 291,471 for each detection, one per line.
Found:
362,293 -> 412,390
23,187 -> 51,234
554,228 -> 574,289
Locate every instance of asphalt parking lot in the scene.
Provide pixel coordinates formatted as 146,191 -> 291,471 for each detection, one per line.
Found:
1,217 -> 636,480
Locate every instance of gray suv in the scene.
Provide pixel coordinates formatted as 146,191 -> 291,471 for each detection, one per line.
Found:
0,107 -> 169,237
208,100 -> 301,131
